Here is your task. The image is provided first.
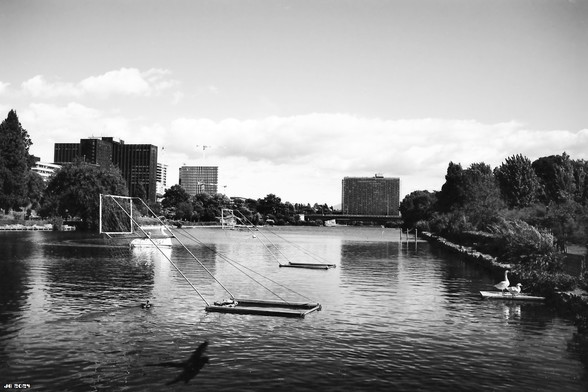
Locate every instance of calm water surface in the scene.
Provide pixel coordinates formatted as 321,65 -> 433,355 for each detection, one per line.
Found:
0,227 -> 586,391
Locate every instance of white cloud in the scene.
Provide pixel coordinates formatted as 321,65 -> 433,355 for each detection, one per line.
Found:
16,106 -> 588,204
21,68 -> 177,99
0,81 -> 10,95
164,114 -> 588,203
21,102 -> 133,161
21,75 -> 80,98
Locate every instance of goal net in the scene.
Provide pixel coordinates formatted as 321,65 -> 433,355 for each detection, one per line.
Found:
99,194 -> 164,236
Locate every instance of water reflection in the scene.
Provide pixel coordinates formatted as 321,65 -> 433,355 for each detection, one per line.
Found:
1,229 -> 586,391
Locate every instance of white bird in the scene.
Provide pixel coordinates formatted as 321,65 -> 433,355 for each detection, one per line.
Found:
494,270 -> 510,295
507,283 -> 522,296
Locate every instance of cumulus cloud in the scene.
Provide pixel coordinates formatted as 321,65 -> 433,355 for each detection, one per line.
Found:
21,102 -> 133,161
17,106 -> 588,204
21,68 -> 177,99
0,81 -> 10,94
164,114 -> 588,202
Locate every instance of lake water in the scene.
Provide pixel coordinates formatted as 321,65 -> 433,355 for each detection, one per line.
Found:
1,226 -> 587,391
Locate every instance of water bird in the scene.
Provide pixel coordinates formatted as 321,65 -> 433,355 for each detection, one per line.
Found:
507,283 -> 522,296
494,270 -> 510,295
141,300 -> 152,309
148,341 -> 209,385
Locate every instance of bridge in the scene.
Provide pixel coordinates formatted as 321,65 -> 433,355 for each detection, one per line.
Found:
303,213 -> 402,225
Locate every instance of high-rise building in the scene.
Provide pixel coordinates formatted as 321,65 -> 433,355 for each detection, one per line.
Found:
179,166 -> 218,196
342,174 -> 400,216
53,137 -> 158,202
156,163 -> 168,196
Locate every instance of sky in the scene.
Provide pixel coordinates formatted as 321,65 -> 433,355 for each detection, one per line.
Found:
1,0 -> 587,206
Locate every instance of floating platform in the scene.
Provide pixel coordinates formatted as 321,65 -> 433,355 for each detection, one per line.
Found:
279,262 -> 336,270
480,291 -> 545,302
205,298 -> 322,318
130,237 -> 173,248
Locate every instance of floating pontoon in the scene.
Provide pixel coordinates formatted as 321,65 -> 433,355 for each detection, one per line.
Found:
205,299 -> 322,318
279,262 -> 336,270
479,291 -> 545,302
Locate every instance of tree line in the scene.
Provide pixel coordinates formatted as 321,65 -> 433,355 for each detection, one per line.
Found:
401,153 -> 588,248
0,110 -> 334,229
400,153 -> 588,294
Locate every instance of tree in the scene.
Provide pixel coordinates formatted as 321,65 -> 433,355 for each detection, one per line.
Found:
39,160 -> 128,229
532,153 -> 576,204
435,162 -> 503,230
25,171 -> 46,212
0,110 -> 34,213
161,185 -> 191,213
399,190 -> 436,229
494,154 -> 540,208
436,162 -> 466,212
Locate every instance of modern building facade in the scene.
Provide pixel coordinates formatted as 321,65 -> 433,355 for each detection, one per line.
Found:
156,163 -> 168,196
53,137 -> 158,202
32,161 -> 61,181
342,174 -> 400,216
179,166 -> 218,196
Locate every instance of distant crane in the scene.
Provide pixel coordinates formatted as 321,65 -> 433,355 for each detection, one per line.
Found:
196,145 -> 210,160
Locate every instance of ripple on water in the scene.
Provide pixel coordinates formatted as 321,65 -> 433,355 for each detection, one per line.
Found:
0,229 -> 586,391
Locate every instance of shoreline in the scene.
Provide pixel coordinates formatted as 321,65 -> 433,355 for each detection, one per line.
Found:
420,230 -> 588,331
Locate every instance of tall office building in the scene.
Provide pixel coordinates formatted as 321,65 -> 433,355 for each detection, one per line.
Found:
156,163 -> 168,196
53,137 -> 158,202
342,174 -> 400,216
179,166 -> 218,196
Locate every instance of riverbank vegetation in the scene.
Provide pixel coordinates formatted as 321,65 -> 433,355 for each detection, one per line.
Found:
400,153 -> 588,296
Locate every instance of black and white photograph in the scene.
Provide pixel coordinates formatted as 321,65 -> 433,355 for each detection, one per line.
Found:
1,0 -> 587,390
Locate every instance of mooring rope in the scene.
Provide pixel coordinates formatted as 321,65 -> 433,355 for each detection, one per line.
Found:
106,196 -> 233,306
174,228 -> 313,302
232,211 -> 295,265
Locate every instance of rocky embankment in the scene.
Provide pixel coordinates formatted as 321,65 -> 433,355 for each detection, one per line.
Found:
420,231 -> 511,271
420,231 -> 588,328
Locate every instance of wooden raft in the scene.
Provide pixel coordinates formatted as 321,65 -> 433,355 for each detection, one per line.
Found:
205,298 -> 322,318
479,291 -> 545,302
279,262 -> 336,270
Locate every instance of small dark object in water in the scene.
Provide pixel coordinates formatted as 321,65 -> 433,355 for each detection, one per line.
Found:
147,341 -> 209,385
141,300 -> 152,309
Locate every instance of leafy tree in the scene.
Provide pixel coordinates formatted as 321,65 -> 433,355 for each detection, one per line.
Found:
436,162 -> 466,212
175,201 -> 194,220
0,110 -> 34,213
494,154 -> 540,208
532,153 -> 576,204
161,185 -> 191,212
193,193 -> 231,222
257,194 -> 282,216
399,190 -> 436,229
436,162 -> 502,229
39,160 -> 128,229
25,171 -> 46,212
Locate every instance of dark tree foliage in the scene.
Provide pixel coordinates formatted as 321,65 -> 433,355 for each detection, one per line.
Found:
399,190 -> 436,229
39,160 -> 128,230
161,185 -> 191,212
494,154 -> 540,208
532,153 -> 577,204
192,193 -> 230,222
436,162 -> 466,212
26,171 -> 46,212
0,110 -> 34,212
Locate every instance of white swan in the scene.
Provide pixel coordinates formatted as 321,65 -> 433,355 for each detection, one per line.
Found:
507,283 -> 522,296
494,270 -> 510,295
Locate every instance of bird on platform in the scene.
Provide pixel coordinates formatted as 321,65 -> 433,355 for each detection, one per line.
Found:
147,341 -> 209,385
507,283 -> 522,296
141,300 -> 152,309
494,270 -> 510,295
